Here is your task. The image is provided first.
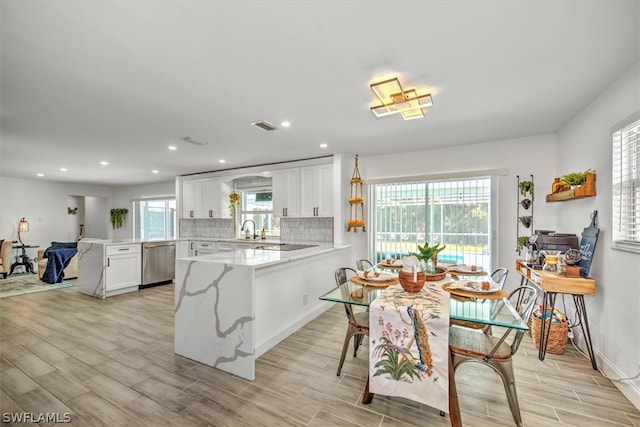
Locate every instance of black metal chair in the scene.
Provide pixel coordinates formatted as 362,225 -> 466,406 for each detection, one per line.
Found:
334,267 -> 369,376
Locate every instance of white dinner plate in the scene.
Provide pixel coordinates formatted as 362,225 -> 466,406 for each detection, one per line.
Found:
448,280 -> 500,293
356,271 -> 396,282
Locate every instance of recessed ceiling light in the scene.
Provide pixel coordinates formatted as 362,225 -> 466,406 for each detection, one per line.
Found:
100,161 -> 109,166
152,170 -> 159,174
60,167 -> 68,172
168,145 -> 177,151
281,121 -> 291,127
37,173 -> 44,177
320,143 -> 328,148
219,159 -> 226,164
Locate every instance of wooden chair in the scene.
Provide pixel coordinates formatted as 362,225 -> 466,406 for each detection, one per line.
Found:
334,267 -> 369,376
356,259 -> 374,271
449,285 -> 538,427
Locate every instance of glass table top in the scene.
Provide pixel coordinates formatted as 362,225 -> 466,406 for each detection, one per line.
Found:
320,280 -> 528,331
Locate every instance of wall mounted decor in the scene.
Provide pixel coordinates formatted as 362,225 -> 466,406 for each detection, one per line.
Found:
68,207 -> 78,215
347,155 -> 365,232
110,208 -> 128,229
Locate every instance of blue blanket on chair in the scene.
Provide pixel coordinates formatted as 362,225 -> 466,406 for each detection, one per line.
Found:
42,248 -> 77,284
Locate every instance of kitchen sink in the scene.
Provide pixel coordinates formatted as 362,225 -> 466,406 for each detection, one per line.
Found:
256,243 -> 318,251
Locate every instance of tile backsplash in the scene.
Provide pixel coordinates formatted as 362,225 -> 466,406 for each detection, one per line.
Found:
280,217 -> 333,242
180,217 -> 334,243
179,218 -> 235,239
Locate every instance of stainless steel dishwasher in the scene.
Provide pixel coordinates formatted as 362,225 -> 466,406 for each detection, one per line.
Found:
141,241 -> 175,288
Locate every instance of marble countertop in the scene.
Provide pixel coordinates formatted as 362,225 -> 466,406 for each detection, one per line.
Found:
79,238 -> 175,245
178,243 -> 347,268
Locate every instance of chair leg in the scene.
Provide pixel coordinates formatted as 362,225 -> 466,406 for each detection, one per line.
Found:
337,326 -> 356,376
492,360 -> 523,427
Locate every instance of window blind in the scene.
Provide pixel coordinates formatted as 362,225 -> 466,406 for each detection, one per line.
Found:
612,118 -> 640,250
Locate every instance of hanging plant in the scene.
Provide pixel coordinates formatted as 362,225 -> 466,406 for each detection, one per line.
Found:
519,180 -> 534,201
517,236 -> 530,255
519,215 -> 532,228
228,192 -> 240,217
110,208 -> 128,229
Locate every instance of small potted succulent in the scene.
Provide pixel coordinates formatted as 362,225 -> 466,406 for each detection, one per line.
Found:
410,242 -> 446,274
519,180 -> 534,201
560,169 -> 594,189
563,248 -> 582,277
517,236 -> 530,255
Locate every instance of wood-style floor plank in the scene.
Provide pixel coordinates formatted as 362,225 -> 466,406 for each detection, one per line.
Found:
0,280 -> 638,426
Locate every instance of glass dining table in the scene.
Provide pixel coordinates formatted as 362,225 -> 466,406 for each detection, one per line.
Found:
319,278 -> 528,427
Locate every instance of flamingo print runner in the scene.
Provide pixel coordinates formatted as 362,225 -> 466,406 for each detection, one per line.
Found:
369,282 -> 450,413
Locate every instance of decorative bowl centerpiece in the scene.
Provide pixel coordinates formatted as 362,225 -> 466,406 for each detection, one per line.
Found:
398,256 -> 425,293
424,266 -> 447,281
398,270 -> 426,292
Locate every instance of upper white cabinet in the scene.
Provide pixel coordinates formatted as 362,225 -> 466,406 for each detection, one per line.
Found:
182,177 -> 229,219
272,168 -> 300,218
299,164 -> 333,217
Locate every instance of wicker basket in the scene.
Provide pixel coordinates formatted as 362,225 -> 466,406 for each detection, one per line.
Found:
530,315 -> 568,355
398,271 -> 426,293
424,266 -> 447,281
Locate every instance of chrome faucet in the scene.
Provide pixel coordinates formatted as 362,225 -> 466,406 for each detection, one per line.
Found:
240,219 -> 258,239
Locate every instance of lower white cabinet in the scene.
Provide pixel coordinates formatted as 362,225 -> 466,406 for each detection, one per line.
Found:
105,244 -> 141,292
78,240 -> 141,299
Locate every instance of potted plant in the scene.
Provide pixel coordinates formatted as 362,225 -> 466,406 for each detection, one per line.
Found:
519,215 -> 532,228
517,236 -> 530,255
519,180 -> 534,201
560,169 -> 594,188
520,198 -> 532,209
410,242 -> 446,273
563,248 -> 582,277
110,208 -> 128,229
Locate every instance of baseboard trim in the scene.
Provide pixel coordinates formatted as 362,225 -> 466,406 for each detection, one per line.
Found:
595,349 -> 640,411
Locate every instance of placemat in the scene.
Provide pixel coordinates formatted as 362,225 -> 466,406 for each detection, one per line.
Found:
441,283 -> 507,299
377,262 -> 402,270
448,268 -> 488,277
351,276 -> 398,287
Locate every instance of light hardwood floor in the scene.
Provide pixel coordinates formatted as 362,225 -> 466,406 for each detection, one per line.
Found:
1,281 -> 638,426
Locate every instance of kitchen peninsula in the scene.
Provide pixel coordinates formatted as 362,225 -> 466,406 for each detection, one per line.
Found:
174,243 -> 349,380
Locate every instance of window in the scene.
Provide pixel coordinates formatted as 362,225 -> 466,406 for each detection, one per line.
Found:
612,117 -> 640,252
370,176 -> 494,271
138,199 -> 176,240
239,188 -> 278,237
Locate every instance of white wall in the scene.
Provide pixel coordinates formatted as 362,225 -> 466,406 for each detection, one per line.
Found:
0,176 -> 113,260
111,181 -> 176,240
0,177 -> 176,257
351,134 -> 558,283
555,62 -> 640,407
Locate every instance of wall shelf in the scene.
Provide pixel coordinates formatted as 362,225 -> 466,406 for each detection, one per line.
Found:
545,190 -> 596,202
546,172 -> 596,202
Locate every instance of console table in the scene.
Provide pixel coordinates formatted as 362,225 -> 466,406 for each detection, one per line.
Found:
515,259 -> 597,370
10,244 -> 39,275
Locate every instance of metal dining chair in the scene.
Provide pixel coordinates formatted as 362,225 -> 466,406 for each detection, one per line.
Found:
491,267 -> 509,290
334,267 -> 369,376
356,259 -> 374,271
449,285 -> 539,427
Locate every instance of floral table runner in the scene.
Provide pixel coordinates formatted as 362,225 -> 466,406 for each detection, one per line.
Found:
369,281 -> 451,413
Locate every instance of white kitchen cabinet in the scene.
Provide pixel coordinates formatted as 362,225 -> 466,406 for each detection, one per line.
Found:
182,177 -> 229,219
194,241 -> 217,256
105,244 -> 141,292
182,178 -> 203,218
78,240 -> 140,299
299,163 -> 333,217
272,168 -> 300,218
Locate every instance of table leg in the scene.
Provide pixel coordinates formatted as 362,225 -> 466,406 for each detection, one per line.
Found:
573,295 -> 598,370
538,292 -> 558,361
362,376 -> 374,404
448,351 -> 462,427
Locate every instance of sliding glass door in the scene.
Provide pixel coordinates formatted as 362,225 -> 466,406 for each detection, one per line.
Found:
370,176 -> 494,271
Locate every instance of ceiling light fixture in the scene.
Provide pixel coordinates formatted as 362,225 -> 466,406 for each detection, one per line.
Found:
281,121 -> 291,127
181,136 -> 208,146
152,170 -> 159,174
320,143 -> 328,148
168,145 -> 177,151
37,173 -> 44,177
100,161 -> 109,166
60,167 -> 68,172
219,159 -> 226,164
370,77 -> 433,121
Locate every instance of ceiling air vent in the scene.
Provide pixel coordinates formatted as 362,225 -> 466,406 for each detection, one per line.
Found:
181,136 -> 208,146
250,121 -> 278,132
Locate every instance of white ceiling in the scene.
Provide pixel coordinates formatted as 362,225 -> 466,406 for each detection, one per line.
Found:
1,1 -> 638,186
